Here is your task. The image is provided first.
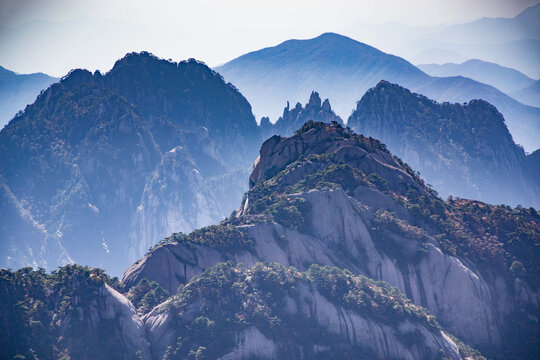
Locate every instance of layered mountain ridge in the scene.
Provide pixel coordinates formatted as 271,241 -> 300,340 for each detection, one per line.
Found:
0,66 -> 58,129
6,122 -> 530,359
216,32 -> 540,151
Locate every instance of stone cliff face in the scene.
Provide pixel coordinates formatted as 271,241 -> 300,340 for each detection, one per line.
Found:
0,52 -> 261,275
142,263 -> 463,360
124,122 -> 539,358
348,80 -> 539,208
0,266 -> 151,360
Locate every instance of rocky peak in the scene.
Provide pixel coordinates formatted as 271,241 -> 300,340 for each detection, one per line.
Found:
125,120 -> 538,358
322,98 -> 331,111
267,93 -> 344,137
307,90 -> 322,108
249,121 -> 410,189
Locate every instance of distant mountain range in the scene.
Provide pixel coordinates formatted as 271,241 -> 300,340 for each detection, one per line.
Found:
511,79 -> 540,108
418,59 -> 536,94
216,32 -> 540,152
404,3 -> 540,78
0,66 -> 57,129
0,52 -> 261,275
435,3 -> 540,44
348,81 -> 539,208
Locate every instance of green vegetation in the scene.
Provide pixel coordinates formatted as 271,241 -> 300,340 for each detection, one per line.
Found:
397,187 -> 540,285
127,278 -> 169,315
156,222 -> 254,253
0,265 -> 138,360
161,262 -> 442,359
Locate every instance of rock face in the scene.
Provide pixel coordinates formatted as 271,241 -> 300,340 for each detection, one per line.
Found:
124,122 -> 539,358
0,265 -> 150,360
348,81 -> 540,208
142,262 -> 463,360
0,52 -> 261,275
264,91 -> 343,137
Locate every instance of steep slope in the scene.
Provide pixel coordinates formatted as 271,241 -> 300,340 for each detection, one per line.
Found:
2,263 -> 483,360
418,59 -> 535,94
511,79 -> 540,108
347,81 -> 539,207
0,265 -> 150,360
144,262 -> 465,360
216,32 -> 540,151
0,65 -> 57,129
0,52 -> 261,275
124,122 -> 539,358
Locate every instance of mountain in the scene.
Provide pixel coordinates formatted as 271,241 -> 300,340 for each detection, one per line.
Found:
0,52 -> 261,275
511,79 -> 540,107
418,59 -> 536,94
124,122 -> 539,359
347,81 -> 539,207
409,38 -> 540,79
216,32 -> 540,151
0,65 -> 57,129
1,263 -> 479,360
435,3 -> 540,44
11,122 -> 538,359
260,91 -> 343,138
403,4 -> 540,78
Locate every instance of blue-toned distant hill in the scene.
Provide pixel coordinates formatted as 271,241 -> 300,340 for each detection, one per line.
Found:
405,4 -> 540,78
511,79 -> 540,108
418,59 -> 535,94
0,66 -> 57,129
216,32 -> 540,152
435,3 -> 540,45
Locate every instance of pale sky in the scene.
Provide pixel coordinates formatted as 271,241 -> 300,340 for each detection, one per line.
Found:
0,0 -> 537,76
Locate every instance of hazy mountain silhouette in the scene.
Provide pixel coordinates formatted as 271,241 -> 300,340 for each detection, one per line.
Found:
404,4 -> 540,78
436,3 -> 540,44
511,79 -> 540,108
216,32 -> 540,151
418,59 -> 535,94
0,66 -> 57,129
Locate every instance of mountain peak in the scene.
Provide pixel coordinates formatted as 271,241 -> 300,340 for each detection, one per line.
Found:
268,93 -> 343,137
308,91 -> 321,108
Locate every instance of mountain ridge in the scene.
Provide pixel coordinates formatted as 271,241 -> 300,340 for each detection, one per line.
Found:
0,65 -> 58,129
216,32 -> 540,151
348,80 -> 539,207
0,52 -> 261,275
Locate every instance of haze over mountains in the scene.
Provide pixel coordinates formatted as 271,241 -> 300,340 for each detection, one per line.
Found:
1,2 -> 539,360
418,59 -> 536,94
356,3 -> 540,79
511,79 -> 540,108
0,52 -> 261,275
217,32 -> 540,152
0,66 -> 58,129
2,44 -> 539,276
